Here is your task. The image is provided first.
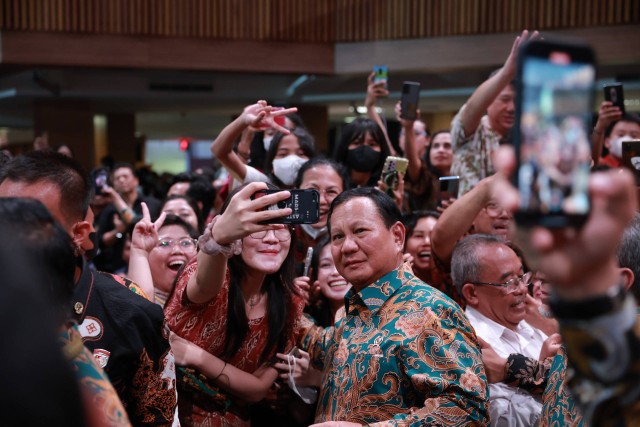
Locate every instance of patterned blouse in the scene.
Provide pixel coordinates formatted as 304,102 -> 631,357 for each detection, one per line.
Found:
164,259 -> 304,426
309,262 -> 489,426
450,106 -> 505,197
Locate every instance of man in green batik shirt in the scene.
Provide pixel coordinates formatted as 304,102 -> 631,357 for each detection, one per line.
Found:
308,187 -> 489,427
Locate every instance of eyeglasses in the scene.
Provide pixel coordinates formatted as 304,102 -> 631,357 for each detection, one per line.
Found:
302,187 -> 341,199
484,201 -> 507,217
249,228 -> 291,242
157,237 -> 198,252
470,271 -> 533,294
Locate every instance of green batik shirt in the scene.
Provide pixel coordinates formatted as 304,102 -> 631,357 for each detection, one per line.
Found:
541,297 -> 640,427
310,262 -> 489,426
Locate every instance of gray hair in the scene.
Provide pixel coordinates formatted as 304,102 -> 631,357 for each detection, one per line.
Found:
618,213 -> 640,302
451,234 -> 504,296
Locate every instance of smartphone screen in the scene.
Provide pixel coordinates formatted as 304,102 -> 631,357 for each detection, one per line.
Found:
254,189 -> 320,224
373,65 -> 388,85
604,83 -> 625,115
380,156 -> 408,196
92,168 -> 109,196
400,82 -> 420,121
515,40 -> 595,227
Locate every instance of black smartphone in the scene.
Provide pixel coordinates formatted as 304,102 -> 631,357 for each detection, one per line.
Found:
253,189 -> 320,224
438,175 -> 460,204
400,81 -> 420,121
622,139 -> 640,185
603,83 -> 625,115
514,39 -> 595,228
92,168 -> 109,196
373,65 -> 388,85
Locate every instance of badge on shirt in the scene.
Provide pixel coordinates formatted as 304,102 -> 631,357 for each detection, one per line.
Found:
78,316 -> 104,341
93,349 -> 111,368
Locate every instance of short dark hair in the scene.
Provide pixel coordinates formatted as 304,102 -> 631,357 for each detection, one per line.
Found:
333,118 -> 389,185
0,151 -> 91,223
0,197 -> 76,322
112,162 -> 136,175
293,156 -> 350,190
618,213 -> 640,302
327,187 -> 402,235
264,127 -> 316,176
451,234 -> 505,296
606,112 -> 640,137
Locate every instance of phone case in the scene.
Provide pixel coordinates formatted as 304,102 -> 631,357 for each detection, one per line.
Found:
254,189 -> 320,224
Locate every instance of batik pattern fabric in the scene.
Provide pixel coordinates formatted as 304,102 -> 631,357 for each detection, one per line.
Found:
543,296 -> 640,427
540,347 -> 585,427
450,106 -> 504,197
164,258 -> 304,427
310,262 -> 489,426
504,353 -> 551,396
61,324 -> 132,427
72,260 -> 178,426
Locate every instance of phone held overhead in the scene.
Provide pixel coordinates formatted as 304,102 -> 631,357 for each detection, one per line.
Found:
514,39 -> 595,228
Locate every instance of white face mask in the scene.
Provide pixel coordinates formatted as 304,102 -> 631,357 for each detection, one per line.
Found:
272,154 -> 307,186
609,135 -> 634,159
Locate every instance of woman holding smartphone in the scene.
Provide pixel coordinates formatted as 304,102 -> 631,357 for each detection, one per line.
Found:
164,182 -> 304,426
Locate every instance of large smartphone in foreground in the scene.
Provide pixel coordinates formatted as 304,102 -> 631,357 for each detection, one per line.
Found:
514,39 -> 595,228
400,81 -> 420,120
253,189 -> 320,224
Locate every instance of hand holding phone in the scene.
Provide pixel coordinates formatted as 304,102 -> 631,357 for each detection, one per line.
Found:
514,39 -> 595,227
400,82 -> 420,121
604,83 -> 625,115
92,168 -> 109,196
438,176 -> 460,205
380,156 -> 409,197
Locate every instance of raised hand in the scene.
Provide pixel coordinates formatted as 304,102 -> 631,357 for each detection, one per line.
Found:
503,29 -> 541,79
365,72 -> 389,108
241,100 -> 298,135
211,182 -> 292,245
131,202 -> 166,255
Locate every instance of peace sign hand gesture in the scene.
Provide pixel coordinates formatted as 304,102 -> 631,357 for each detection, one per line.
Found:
131,202 -> 167,255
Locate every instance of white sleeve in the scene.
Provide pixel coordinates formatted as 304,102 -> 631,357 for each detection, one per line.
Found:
489,383 -> 542,427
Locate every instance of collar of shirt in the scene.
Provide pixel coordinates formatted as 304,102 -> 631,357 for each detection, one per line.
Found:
465,306 -> 546,358
344,262 -> 410,317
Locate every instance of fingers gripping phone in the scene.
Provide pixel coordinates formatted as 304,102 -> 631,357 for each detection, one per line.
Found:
253,189 -> 320,224
380,156 -> 409,197
438,176 -> 460,205
400,81 -> 420,121
604,83 -> 625,115
514,39 -> 595,228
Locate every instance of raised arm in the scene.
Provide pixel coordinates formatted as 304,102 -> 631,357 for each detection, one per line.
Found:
364,72 -> 396,156
170,332 -> 278,403
127,203 -> 167,301
431,174 -> 496,264
593,101 -> 623,164
185,182 -> 293,304
459,30 -> 537,137
395,101 -> 422,181
210,101 -> 297,182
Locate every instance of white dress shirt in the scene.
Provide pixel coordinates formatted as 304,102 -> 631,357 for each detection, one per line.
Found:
466,306 -> 548,427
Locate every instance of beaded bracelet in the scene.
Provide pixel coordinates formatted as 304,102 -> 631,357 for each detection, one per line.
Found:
197,216 -> 242,258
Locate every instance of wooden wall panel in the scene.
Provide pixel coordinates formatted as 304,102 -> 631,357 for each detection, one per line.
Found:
0,0 -> 637,43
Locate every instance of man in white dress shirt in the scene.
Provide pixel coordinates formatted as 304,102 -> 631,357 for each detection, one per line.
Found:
451,234 -> 548,426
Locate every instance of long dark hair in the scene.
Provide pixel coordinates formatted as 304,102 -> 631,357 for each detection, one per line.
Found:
423,130 -> 451,178
220,184 -> 298,365
333,117 -> 389,187
264,127 -> 316,187
306,236 -> 335,328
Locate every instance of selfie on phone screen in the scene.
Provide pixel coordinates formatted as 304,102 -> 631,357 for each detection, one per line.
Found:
516,41 -> 595,225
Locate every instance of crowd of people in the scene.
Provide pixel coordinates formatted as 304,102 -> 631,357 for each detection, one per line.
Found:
1,29 -> 640,427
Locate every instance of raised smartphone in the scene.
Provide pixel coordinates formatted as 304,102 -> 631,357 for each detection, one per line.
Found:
253,189 -> 320,224
400,81 -> 420,121
438,175 -> 460,204
380,156 -> 409,196
373,65 -> 388,85
514,39 -> 595,227
622,139 -> 640,185
604,83 -> 625,115
92,168 -> 109,196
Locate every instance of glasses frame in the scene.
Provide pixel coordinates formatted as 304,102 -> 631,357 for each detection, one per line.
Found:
156,237 -> 198,251
470,271 -> 533,294
248,228 -> 292,242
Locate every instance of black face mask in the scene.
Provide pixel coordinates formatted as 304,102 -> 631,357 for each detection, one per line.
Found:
82,231 -> 99,261
346,145 -> 381,173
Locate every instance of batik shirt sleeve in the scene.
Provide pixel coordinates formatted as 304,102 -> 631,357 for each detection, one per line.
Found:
553,293 -> 640,426
504,353 -> 551,396
314,263 -> 489,426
